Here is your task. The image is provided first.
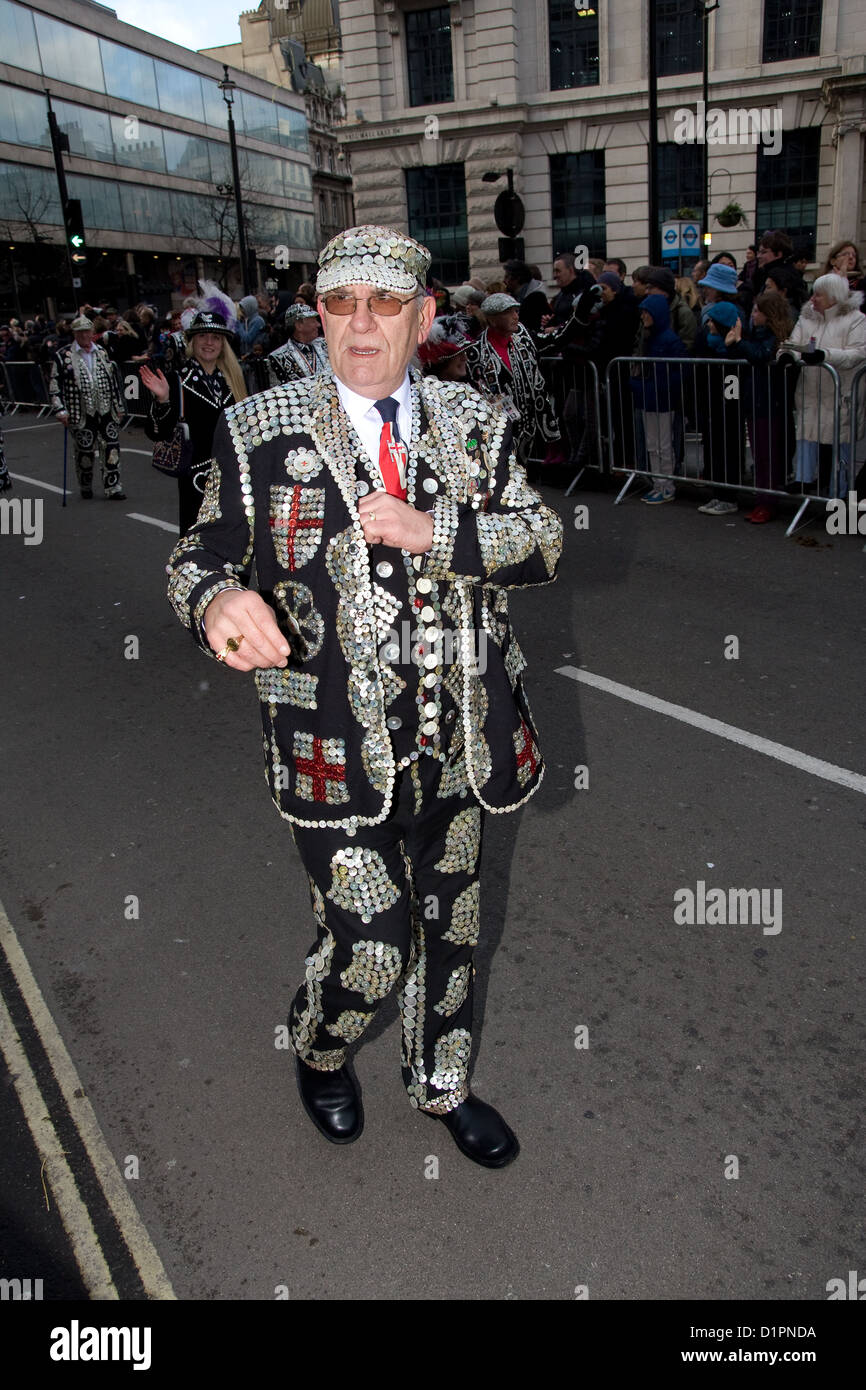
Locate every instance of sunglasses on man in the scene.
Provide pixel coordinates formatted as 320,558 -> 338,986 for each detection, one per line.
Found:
320,291 -> 421,316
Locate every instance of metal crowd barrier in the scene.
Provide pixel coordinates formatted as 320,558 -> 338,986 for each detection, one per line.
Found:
115,362 -> 150,429
0,358 -> 152,429
603,355 -> 851,537
0,360 -> 53,416
537,356 -> 603,493
847,361 -> 866,497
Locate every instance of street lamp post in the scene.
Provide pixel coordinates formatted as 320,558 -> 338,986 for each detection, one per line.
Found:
698,2 -> 720,250
647,0 -> 660,265
218,64 -> 253,297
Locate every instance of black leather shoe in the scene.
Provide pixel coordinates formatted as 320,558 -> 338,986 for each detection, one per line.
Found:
426,1095 -> 519,1168
295,1057 -> 363,1144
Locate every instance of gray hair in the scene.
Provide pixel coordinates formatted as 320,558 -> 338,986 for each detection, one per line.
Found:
811,272 -> 862,310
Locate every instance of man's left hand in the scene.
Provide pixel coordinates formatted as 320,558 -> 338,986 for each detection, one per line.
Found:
358,492 -> 433,552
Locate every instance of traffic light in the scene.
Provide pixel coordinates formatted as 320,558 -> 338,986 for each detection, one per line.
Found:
65,198 -> 86,263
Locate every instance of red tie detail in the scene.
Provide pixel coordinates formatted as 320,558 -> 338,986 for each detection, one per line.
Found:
374,397 -> 407,499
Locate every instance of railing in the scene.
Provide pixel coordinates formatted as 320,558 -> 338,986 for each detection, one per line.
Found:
603,355 -> 851,537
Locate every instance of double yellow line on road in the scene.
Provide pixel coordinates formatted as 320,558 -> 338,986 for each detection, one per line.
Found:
0,900 -> 175,1301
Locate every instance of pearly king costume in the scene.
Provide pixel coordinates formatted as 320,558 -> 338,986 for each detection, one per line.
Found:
49,318 -> 124,497
166,227 -> 562,1132
266,304 -> 331,386
464,297 -> 559,461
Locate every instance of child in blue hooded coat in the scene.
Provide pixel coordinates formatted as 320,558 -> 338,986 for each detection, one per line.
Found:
629,294 -> 687,503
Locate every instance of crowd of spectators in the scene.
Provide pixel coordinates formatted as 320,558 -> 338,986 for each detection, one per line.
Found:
2,233 -> 864,525
416,233 -> 865,522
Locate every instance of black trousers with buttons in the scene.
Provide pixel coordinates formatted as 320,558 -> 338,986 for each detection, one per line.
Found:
288,755 -> 483,1114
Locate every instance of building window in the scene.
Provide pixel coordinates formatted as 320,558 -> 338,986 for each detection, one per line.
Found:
0,0 -> 42,76
656,0 -> 702,77
33,12 -> 105,93
550,152 -> 606,258
755,126 -> 819,250
100,39 -> 159,109
656,142 -> 704,243
762,0 -> 822,63
405,163 -> 467,282
406,6 -> 453,107
549,0 -> 599,91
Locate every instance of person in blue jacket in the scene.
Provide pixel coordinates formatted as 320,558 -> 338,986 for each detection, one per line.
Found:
629,294 -> 687,504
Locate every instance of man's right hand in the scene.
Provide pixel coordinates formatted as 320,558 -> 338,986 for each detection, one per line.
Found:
203,589 -> 291,670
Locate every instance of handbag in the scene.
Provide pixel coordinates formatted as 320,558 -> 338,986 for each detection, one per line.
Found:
151,380 -> 194,478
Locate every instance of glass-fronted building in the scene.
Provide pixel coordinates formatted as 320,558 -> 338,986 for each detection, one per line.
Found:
0,0 -> 316,313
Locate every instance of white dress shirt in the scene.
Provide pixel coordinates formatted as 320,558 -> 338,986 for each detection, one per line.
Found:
334,372 -> 412,487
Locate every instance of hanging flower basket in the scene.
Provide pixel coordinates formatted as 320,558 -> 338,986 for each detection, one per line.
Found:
715,202 -> 747,228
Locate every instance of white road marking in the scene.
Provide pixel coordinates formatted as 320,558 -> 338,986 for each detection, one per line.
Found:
123,448 -> 156,456
126,512 -> 179,534
9,473 -> 177,532
9,471 -> 67,495
556,666 -> 866,797
0,991 -> 119,1299
0,901 -> 177,1299
1,421 -> 60,431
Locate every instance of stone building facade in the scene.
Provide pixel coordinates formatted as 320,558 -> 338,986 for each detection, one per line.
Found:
336,0 -> 866,284
202,0 -> 354,255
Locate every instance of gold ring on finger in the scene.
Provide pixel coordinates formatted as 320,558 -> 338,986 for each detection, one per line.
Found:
225,634 -> 244,653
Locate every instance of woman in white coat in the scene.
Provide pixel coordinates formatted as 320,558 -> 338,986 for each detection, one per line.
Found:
784,273 -> 866,495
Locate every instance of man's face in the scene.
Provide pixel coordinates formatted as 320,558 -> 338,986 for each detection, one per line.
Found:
488,308 -> 519,335
502,269 -> 519,294
552,259 -> 574,288
318,282 -> 435,398
757,244 -> 781,267
292,317 -> 319,344
74,330 -> 93,350
631,279 -> 648,300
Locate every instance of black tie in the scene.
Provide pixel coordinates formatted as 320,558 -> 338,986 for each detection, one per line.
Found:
374,396 -> 401,442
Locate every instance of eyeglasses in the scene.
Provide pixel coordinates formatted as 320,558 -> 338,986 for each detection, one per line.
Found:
321,291 -> 420,317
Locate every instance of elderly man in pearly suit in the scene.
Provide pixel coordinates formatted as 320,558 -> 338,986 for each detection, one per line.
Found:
166,226 -> 562,1168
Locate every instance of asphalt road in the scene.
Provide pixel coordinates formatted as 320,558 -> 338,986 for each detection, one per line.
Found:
1,415 -> 864,1309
